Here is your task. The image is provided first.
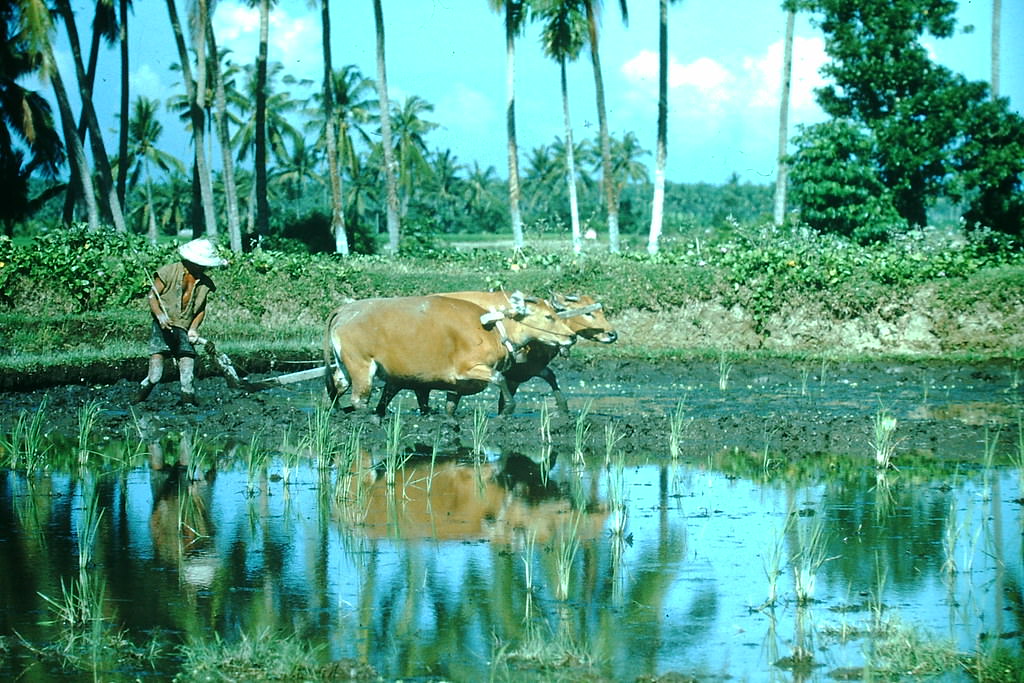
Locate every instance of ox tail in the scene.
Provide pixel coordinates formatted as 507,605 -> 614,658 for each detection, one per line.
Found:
323,308 -> 352,402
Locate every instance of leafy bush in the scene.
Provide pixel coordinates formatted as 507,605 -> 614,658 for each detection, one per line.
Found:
787,120 -> 904,243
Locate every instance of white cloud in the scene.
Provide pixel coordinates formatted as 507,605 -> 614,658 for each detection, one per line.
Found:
743,36 -> 828,110
130,63 -> 164,100
212,2 -> 319,81
623,50 -> 733,95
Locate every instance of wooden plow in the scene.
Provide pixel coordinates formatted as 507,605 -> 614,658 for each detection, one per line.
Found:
197,337 -> 327,392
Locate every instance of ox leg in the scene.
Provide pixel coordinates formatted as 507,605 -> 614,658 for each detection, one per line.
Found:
495,376 -> 516,416
444,392 -> 463,417
414,389 -> 433,415
374,382 -> 402,418
497,379 -> 520,415
537,367 -> 569,415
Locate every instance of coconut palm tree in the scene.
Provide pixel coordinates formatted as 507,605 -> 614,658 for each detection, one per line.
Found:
54,0 -> 127,232
582,0 -> 628,253
372,0 -> 401,253
488,0 -> 529,248
0,0 -> 66,234
537,0 -> 588,253
126,96 -> 185,242
204,6 -> 243,251
60,1 -> 115,225
315,0 -> 348,254
12,0 -> 101,230
389,95 -> 438,217
773,5 -> 795,226
165,0 -> 217,238
245,0 -> 277,240
646,0 -> 681,254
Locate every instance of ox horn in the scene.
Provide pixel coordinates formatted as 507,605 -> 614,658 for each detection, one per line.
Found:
556,302 -> 603,318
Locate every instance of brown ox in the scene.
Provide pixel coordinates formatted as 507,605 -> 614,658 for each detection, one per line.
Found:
420,291 -> 618,414
323,292 -> 577,417
335,453 -> 608,544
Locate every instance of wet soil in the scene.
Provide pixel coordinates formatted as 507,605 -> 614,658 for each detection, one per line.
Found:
2,355 -> 1020,463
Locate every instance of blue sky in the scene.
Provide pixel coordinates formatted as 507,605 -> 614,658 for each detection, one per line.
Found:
55,0 -> 1023,186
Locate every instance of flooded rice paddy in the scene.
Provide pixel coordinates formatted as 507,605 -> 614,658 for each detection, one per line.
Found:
1,358 -> 1022,681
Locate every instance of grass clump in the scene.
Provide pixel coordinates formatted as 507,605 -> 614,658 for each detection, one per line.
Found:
176,628 -> 373,682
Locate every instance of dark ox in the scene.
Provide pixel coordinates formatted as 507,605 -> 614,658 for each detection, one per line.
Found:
323,292 -> 577,417
415,291 -> 618,414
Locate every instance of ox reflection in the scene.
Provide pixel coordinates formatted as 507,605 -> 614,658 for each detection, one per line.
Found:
334,450 -> 607,543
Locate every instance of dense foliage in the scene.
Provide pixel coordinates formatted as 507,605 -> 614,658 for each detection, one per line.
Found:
2,223 -> 1020,341
790,0 -> 1024,239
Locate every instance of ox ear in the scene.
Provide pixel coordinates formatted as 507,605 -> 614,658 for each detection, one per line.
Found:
506,290 -> 529,317
480,309 -> 505,327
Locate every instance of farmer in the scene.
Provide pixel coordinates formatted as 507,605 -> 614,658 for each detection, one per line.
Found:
133,238 -> 227,406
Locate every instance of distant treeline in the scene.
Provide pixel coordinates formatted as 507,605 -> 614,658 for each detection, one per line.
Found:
23,173 -> 775,254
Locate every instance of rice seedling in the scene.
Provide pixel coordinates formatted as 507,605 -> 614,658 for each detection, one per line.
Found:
573,399 -> 592,464
760,523 -> 786,610
521,528 -> 537,621
667,397 -> 690,461
870,406 -> 899,469
606,452 -> 628,539
37,572 -> 106,631
470,403 -> 489,455
76,480 -> 104,574
798,365 -> 811,396
75,400 -> 103,466
0,398 -> 51,473
383,407 -> 407,488
538,400 -> 551,445
603,422 -> 623,467
304,398 -> 337,468
491,621 -> 596,678
791,515 -> 835,605
717,350 -> 733,391
869,553 -> 889,632
554,512 -> 582,600
941,499 -> 961,577
244,432 -> 269,495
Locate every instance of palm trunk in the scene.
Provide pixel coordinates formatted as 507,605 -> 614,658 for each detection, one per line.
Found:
57,0 -> 127,233
165,0 -> 218,238
585,1 -> 620,254
647,0 -> 668,255
560,59 -> 582,255
505,2 -> 524,249
145,173 -> 158,243
373,0 -> 401,254
255,0 -> 270,239
991,0 -> 1001,98
321,0 -> 349,254
47,49 -> 100,230
118,0 -> 129,209
773,9 -> 795,226
62,2 -> 104,224
206,19 -> 243,251
192,0 -> 218,240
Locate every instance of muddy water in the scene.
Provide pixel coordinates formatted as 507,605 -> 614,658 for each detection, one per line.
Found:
1,436 -> 1021,681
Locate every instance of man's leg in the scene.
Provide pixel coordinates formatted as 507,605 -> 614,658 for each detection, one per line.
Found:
133,354 -> 165,403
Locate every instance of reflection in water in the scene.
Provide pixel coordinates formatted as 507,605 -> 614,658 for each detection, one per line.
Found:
333,449 -> 607,543
147,433 -> 218,589
0,436 -> 1021,681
